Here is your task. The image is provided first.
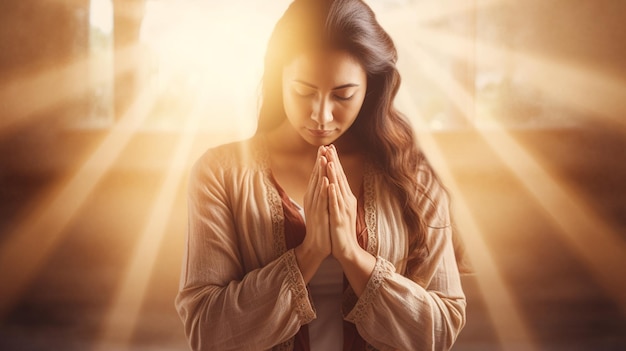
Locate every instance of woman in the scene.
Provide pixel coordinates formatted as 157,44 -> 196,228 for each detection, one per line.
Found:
176,0 -> 468,350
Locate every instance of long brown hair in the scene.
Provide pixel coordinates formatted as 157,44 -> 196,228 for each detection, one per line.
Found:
256,0 -> 431,271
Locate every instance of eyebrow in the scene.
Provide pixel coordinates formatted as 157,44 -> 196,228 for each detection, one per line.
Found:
293,80 -> 360,90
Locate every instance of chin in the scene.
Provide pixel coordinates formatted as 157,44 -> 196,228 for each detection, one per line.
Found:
305,136 -> 340,147
305,139 -> 330,147
297,131 -> 334,146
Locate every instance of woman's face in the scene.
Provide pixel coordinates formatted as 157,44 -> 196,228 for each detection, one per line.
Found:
282,50 -> 367,146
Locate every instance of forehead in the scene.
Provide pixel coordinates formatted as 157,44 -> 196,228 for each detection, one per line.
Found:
283,50 -> 367,86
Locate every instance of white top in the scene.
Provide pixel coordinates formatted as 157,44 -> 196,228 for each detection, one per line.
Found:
309,257 -> 344,351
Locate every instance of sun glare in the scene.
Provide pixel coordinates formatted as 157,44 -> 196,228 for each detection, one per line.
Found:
138,0 -> 291,135
89,0 -> 113,35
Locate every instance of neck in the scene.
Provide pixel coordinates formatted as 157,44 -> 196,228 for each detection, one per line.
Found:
266,122 -> 319,158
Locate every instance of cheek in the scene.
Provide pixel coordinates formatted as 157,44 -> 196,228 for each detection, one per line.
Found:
283,94 -> 311,121
331,105 -> 358,126
341,98 -> 365,121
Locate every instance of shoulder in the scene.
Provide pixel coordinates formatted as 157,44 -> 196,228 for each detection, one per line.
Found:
193,136 -> 264,174
189,136 -> 265,190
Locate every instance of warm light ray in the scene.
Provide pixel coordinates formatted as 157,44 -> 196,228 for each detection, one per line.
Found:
401,42 -> 626,314
93,93 -> 207,351
395,86 -> 538,350
111,0 -> 146,21
411,27 -> 626,130
0,88 -> 158,318
0,44 -> 142,135
373,0 -> 501,26
90,0 -> 114,34
402,44 -> 477,127
479,123 -> 626,314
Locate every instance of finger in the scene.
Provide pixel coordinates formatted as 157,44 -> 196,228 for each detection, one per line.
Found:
306,159 -> 320,199
329,144 -> 342,169
315,156 -> 327,194
321,176 -> 330,201
319,145 -> 329,157
312,146 -> 327,175
308,148 -> 323,184
327,151 -> 350,199
329,161 -> 350,207
320,155 -> 328,177
330,145 -> 350,189
312,156 -> 328,204
327,161 -> 338,185
325,154 -> 339,187
328,183 -> 339,222
327,165 -> 347,213
306,154 -> 327,210
315,175 -> 330,216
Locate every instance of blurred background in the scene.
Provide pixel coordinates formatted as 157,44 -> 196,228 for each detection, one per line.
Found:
0,0 -> 625,350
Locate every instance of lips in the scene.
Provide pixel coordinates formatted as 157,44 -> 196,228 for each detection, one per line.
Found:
307,128 -> 334,137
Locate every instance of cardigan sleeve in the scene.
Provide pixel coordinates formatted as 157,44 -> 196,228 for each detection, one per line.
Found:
344,159 -> 466,351
175,152 -> 315,351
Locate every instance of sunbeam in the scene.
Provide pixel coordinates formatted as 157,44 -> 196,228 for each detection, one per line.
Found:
482,129 -> 626,313
397,36 -> 626,314
93,90 -> 207,351
0,87 -> 158,318
0,44 -> 144,135
411,27 -> 626,130
372,0 -> 502,26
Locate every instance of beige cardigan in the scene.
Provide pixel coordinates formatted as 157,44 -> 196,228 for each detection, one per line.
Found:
175,137 -> 466,351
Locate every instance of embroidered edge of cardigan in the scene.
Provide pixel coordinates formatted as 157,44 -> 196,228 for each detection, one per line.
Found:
255,137 -> 288,259
363,163 -> 378,255
351,164 -> 384,351
346,257 -> 394,323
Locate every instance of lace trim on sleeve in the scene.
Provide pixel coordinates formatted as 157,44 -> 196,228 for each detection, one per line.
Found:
345,256 -> 395,323
281,250 -> 316,322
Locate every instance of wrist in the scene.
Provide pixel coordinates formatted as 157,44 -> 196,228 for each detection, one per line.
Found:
335,245 -> 376,297
294,244 -> 327,283
335,244 -> 366,267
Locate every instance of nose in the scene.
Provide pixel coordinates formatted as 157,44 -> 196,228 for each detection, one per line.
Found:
311,97 -> 333,126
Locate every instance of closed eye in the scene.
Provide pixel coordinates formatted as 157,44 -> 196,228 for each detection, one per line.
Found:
333,94 -> 354,101
292,85 -> 316,98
